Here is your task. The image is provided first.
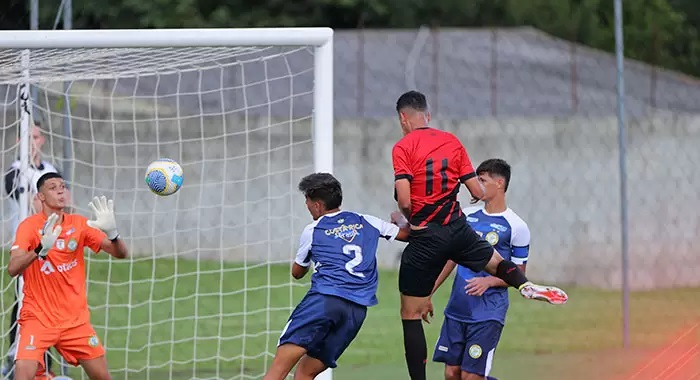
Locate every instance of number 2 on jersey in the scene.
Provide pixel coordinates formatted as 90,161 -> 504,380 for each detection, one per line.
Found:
425,158 -> 449,195
342,244 -> 365,278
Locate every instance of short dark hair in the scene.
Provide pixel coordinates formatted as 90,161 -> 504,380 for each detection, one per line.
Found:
36,172 -> 63,191
396,90 -> 428,113
298,173 -> 342,210
476,159 -> 511,192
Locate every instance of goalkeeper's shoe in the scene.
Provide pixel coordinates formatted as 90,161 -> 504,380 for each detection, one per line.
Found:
519,282 -> 568,305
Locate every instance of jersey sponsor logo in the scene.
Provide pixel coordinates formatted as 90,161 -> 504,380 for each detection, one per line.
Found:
490,223 -> 507,232
40,260 -> 55,275
56,259 -> 78,273
324,223 -> 363,243
41,259 -> 78,275
485,231 -> 499,246
438,345 -> 449,352
468,344 -> 483,359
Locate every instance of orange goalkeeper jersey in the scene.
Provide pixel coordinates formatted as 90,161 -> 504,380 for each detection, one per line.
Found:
12,212 -> 106,328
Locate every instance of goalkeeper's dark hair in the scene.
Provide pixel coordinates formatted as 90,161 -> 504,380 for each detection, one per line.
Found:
476,159 -> 511,192
36,172 -> 63,191
396,90 -> 428,113
298,173 -> 343,210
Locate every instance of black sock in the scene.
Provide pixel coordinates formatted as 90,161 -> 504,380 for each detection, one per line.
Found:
496,260 -> 529,289
402,319 -> 427,380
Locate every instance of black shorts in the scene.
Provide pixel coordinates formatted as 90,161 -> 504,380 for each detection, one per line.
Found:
398,217 -> 494,297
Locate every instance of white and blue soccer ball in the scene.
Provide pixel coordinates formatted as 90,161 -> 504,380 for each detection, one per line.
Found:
145,158 -> 183,196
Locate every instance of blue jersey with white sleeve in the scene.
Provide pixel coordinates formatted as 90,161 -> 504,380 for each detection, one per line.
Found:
443,207 -> 530,325
294,211 -> 400,307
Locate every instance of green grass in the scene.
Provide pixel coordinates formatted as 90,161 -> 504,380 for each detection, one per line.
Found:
2,255 -> 699,380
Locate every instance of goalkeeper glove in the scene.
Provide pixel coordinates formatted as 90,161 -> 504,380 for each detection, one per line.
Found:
87,195 -> 119,241
35,213 -> 62,259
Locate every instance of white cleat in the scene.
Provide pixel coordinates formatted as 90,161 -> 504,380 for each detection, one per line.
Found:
520,282 -> 568,305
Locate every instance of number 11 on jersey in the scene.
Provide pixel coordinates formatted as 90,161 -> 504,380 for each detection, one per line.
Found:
342,244 -> 365,278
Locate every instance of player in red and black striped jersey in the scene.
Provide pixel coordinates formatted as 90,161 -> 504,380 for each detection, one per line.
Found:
391,91 -> 568,380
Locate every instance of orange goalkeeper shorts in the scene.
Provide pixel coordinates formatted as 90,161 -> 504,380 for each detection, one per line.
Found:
14,318 -> 105,368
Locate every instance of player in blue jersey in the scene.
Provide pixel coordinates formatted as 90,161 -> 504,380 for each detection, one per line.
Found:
262,173 -> 410,380
430,159 -> 530,380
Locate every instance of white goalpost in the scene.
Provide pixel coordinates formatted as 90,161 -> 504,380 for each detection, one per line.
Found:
0,28 -> 334,380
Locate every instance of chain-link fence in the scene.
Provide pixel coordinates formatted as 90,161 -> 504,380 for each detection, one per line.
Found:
332,26 -> 700,380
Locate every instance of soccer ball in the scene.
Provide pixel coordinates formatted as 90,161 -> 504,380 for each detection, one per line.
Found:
145,158 -> 183,196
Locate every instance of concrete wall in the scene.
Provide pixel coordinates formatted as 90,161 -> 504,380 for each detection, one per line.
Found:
2,104 -> 698,290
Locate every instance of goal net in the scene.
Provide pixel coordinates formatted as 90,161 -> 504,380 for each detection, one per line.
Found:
0,28 -> 333,380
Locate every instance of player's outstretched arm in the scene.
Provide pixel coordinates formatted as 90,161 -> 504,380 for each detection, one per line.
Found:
88,196 -> 128,259
8,213 -> 62,276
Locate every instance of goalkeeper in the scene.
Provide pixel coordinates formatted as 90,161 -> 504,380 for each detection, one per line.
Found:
7,172 -> 128,380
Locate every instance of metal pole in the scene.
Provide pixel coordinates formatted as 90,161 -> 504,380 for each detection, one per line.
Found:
62,0 -> 73,187
614,0 -> 630,349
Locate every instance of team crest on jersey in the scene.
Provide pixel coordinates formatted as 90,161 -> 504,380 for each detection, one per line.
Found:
88,336 -> 99,347
56,239 -> 65,250
485,231 -> 499,245
468,344 -> 482,359
324,223 -> 363,243
67,238 -> 78,252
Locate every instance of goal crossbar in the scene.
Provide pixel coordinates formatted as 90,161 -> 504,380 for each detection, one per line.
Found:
0,27 -> 334,49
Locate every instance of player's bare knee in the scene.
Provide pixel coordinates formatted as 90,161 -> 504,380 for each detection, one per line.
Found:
461,371 -> 486,380
444,365 -> 461,380
400,295 -> 428,319
484,250 -> 503,275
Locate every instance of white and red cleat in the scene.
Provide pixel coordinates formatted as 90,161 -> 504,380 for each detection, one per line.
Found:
520,283 -> 568,305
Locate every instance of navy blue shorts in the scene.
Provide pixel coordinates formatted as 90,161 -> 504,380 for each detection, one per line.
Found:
432,317 -> 503,377
278,292 -> 367,368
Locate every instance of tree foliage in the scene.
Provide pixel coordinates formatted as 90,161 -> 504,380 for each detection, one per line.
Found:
2,0 -> 699,77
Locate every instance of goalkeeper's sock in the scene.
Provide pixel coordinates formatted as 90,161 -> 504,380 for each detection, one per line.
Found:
495,260 -> 529,289
402,319 -> 427,380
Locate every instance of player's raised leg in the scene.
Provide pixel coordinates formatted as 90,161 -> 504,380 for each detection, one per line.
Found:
482,252 -> 568,305
448,223 -> 567,305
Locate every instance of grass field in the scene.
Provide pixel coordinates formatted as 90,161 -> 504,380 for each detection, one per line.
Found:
2,255 -> 699,380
